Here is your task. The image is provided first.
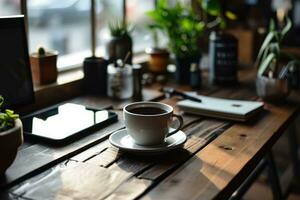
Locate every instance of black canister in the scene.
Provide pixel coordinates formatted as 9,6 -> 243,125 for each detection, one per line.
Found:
175,57 -> 200,84
190,63 -> 201,89
83,56 -> 108,95
209,31 -> 238,85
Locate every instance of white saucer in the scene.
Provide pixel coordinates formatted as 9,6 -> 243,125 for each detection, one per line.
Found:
109,129 -> 187,154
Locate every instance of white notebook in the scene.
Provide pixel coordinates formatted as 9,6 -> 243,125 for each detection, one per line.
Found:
176,92 -> 264,122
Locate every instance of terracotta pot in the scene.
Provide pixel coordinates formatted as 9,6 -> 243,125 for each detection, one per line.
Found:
0,119 -> 23,175
30,51 -> 58,85
146,48 -> 169,73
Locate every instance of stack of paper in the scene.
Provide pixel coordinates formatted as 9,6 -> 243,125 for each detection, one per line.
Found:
176,92 -> 264,122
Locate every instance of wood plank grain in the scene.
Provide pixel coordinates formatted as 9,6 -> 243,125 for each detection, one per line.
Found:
86,147 -> 123,167
3,67 -> 274,200
42,118 -> 224,200
2,96 -> 195,198
91,120 -> 228,200
105,178 -> 152,200
12,163 -> 132,200
102,85 -> 256,199
0,119 -> 124,189
70,140 -> 110,162
141,103 -> 298,200
94,120 -> 228,200
0,89 -> 163,189
138,121 -> 228,181
109,156 -> 154,175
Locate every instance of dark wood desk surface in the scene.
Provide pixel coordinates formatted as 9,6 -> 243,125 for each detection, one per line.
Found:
0,68 -> 299,200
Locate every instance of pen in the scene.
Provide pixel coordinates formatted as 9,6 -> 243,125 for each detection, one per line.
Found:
162,87 -> 202,103
177,91 -> 202,103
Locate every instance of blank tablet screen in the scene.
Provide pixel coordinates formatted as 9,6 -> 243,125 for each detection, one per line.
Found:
22,103 -> 118,142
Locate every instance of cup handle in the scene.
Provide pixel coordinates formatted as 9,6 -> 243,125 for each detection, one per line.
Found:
167,114 -> 183,136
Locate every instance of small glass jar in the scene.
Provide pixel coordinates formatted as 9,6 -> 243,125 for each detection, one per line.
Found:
107,63 -> 133,99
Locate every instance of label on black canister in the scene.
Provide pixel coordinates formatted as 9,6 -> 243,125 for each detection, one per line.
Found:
209,31 -> 238,85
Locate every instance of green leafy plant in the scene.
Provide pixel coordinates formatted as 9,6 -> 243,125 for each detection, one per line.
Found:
256,17 -> 292,77
0,96 -> 19,132
108,20 -> 133,38
147,0 -> 205,59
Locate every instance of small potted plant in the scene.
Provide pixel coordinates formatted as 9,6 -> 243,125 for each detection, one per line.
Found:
147,0 -> 205,84
145,47 -> 169,74
107,20 -> 133,64
0,96 -> 23,175
30,47 -> 58,85
255,16 -> 294,102
145,28 -> 170,74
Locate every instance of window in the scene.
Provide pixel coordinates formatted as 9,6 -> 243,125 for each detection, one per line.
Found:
27,0 -> 91,70
0,1 -> 20,15
0,0 -> 170,71
95,0 -> 123,58
126,0 -> 156,52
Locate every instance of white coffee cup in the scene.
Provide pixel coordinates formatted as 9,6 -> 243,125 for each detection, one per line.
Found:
124,101 -> 183,146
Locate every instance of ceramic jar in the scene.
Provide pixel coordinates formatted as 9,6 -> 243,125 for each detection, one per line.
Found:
107,63 -> 133,99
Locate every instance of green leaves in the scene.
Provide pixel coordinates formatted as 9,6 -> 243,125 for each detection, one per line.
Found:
147,0 -> 204,58
258,53 -> 275,76
200,0 -> 237,29
269,19 -> 276,32
201,0 -> 221,16
0,95 -> 3,108
256,16 -> 293,77
0,96 -> 19,131
157,0 -> 168,8
5,109 -> 19,119
281,17 -> 292,38
109,20 -> 133,38
225,11 -> 237,20
256,31 -> 275,64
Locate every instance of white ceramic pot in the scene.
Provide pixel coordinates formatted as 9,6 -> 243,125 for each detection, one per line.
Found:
0,119 -> 23,175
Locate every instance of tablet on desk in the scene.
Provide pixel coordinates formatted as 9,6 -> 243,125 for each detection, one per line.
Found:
22,103 -> 118,145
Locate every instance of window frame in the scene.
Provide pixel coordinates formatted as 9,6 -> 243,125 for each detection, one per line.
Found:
19,0 -> 158,72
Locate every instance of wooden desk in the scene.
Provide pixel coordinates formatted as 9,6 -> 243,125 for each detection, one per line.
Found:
1,68 -> 299,200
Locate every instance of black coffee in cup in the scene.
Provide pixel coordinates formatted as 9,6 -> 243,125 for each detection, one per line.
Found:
129,107 -> 167,115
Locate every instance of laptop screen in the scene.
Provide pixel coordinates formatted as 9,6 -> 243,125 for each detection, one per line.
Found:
0,15 -> 34,108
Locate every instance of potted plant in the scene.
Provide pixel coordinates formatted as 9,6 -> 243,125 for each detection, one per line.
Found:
30,46 -> 58,85
147,0 -> 205,84
255,16 -> 295,102
201,0 -> 238,85
0,96 -> 23,175
145,47 -> 169,74
145,28 -> 170,74
107,20 -> 133,64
